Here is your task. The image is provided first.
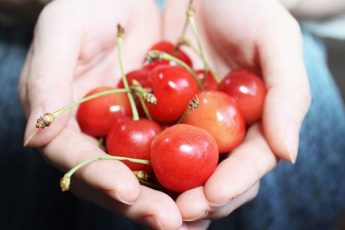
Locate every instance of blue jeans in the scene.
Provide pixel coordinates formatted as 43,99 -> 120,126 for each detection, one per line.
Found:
0,24 -> 344,229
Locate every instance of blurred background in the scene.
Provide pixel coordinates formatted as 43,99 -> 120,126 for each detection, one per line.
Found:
326,38 -> 345,99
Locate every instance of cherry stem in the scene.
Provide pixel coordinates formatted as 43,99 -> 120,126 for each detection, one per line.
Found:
133,171 -> 149,181
131,81 -> 155,120
177,38 -> 199,56
147,50 -> 204,91
187,7 -> 221,83
116,24 -> 139,121
176,95 -> 199,124
36,88 -> 129,129
175,0 -> 194,49
60,154 -> 151,192
54,88 -> 128,118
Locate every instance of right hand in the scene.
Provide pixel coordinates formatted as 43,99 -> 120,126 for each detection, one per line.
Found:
19,0 -> 182,229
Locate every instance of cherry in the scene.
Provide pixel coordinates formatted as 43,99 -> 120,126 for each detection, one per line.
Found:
117,68 -> 152,89
106,118 -> 161,172
183,91 -> 245,153
195,69 -> 218,91
151,124 -> 218,192
147,65 -> 199,123
147,40 -> 193,68
77,87 -> 131,137
218,69 -> 266,124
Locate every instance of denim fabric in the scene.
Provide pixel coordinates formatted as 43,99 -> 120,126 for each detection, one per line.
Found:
210,31 -> 345,230
0,24 -> 344,229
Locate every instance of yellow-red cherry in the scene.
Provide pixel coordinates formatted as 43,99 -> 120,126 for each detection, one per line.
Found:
219,69 -> 266,124
183,91 -> 245,153
151,124 -> 218,192
76,87 -> 131,137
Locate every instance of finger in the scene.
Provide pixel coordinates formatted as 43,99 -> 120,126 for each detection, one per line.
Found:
18,45 -> 33,116
24,2 -> 81,147
124,187 -> 182,230
176,183 -> 259,221
42,121 -> 141,205
258,6 -> 311,163
179,220 -> 211,230
72,182 -> 182,230
204,124 -> 278,206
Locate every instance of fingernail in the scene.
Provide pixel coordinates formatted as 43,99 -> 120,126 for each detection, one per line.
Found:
143,215 -> 164,230
23,107 -> 43,147
183,210 -> 209,222
24,129 -> 39,147
208,198 -> 232,208
285,122 -> 299,164
115,193 -> 135,205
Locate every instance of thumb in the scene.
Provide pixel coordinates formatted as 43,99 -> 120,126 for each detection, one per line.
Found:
258,14 -> 311,163
24,4 -> 80,147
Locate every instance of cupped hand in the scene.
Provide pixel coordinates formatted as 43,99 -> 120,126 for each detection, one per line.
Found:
19,0 -> 182,229
164,0 -> 311,227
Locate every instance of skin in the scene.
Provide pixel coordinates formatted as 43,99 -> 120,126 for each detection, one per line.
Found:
164,0 -> 311,228
20,1 -> 182,229
19,0 -> 313,229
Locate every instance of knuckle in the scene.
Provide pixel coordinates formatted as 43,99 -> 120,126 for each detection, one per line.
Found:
247,182 -> 260,201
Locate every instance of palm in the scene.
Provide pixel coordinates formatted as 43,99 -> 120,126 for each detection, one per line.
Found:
21,1 -> 185,229
69,0 -> 161,99
163,0 -> 309,226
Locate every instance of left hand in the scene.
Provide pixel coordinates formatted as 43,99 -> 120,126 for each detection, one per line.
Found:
163,0 -> 311,228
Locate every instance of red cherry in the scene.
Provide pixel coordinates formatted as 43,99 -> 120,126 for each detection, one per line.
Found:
195,69 -> 218,91
147,40 -> 193,68
183,91 -> 245,153
218,69 -> 266,124
117,69 -> 153,117
117,69 -> 152,89
143,59 -> 170,71
147,65 -> 199,123
107,118 -> 162,172
77,87 -> 132,137
151,124 -> 218,192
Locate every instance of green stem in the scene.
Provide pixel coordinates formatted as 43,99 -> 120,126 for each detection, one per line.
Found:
138,95 -> 153,120
131,82 -> 155,120
60,154 -> 151,192
187,9 -> 221,83
148,50 -> 203,91
176,96 -> 199,124
116,25 -> 139,121
52,88 -> 129,118
176,109 -> 190,124
175,0 -> 194,48
66,155 -> 150,178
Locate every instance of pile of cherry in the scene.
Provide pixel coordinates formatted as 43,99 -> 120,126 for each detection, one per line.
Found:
35,12 -> 266,194
74,39 -> 266,193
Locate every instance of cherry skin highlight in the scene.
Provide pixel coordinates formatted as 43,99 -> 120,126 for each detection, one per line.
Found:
151,124 -> 218,192
219,69 -> 266,124
77,87 -> 131,137
107,118 -> 162,172
195,69 -> 218,91
147,65 -> 199,123
183,91 -> 245,153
